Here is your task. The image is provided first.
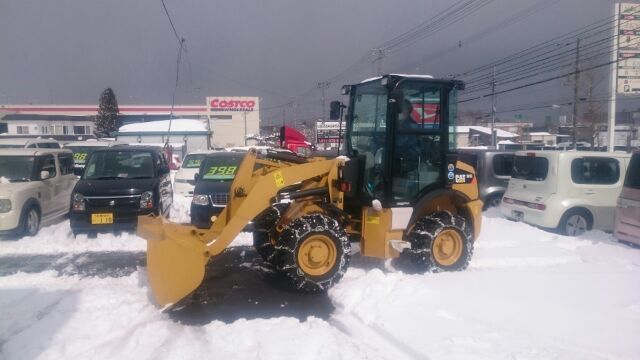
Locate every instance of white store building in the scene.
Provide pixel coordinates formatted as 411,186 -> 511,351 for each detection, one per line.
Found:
206,96 -> 260,148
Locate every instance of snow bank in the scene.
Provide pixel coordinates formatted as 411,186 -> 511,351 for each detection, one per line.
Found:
0,194 -> 250,255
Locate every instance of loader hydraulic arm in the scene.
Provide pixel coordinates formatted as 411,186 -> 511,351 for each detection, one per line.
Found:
137,149 -> 345,306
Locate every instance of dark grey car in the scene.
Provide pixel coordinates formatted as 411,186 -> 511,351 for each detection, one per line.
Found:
458,149 -> 514,209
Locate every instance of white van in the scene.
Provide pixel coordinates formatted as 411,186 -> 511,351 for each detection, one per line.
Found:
174,150 -> 217,196
0,138 -> 61,149
0,149 -> 77,237
501,151 -> 631,236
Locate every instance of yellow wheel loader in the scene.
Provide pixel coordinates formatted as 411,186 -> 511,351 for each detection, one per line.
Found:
137,74 -> 483,306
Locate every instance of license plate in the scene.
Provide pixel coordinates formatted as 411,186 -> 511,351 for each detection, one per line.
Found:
512,210 -> 524,221
91,213 -> 113,224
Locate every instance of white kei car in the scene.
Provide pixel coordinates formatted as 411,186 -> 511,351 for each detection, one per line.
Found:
173,150 -> 217,196
501,151 -> 631,236
0,149 -> 77,237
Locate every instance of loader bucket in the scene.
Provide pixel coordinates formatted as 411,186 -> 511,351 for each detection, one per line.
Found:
137,215 -> 209,307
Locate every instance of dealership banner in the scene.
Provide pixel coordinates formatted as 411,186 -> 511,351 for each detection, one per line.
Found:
617,3 -> 640,95
316,121 -> 345,144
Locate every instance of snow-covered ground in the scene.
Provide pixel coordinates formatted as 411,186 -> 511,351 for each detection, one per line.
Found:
1,201 -> 639,359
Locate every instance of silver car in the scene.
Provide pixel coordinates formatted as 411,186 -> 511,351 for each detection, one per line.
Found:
458,149 -> 514,209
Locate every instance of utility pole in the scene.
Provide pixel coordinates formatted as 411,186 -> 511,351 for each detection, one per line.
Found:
316,81 -> 331,119
608,3 -> 620,152
572,38 -> 581,149
490,66 -> 497,149
371,48 -> 386,76
243,111 -> 247,146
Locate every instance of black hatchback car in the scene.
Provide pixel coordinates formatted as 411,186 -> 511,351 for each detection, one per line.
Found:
190,152 -> 244,228
70,146 -> 173,235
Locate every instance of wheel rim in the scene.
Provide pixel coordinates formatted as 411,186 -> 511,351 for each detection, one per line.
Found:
297,234 -> 337,276
27,209 -> 39,235
432,229 -> 463,266
565,214 -> 587,236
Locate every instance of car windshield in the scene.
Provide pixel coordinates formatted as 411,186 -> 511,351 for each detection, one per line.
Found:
83,151 -> 154,180
200,155 -> 243,181
625,153 -> 640,189
0,156 -> 35,182
65,146 -> 108,165
182,154 -> 207,169
512,155 -> 549,181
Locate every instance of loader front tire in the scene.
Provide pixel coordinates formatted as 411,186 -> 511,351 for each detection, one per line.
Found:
404,211 -> 473,273
253,203 -> 288,266
278,214 -> 350,292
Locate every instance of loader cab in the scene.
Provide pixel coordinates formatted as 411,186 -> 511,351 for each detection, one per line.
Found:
342,74 -> 462,208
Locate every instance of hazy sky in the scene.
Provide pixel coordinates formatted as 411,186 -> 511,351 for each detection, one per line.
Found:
0,0 -> 622,124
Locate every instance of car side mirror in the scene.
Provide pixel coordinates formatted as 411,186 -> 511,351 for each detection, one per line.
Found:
194,173 -> 200,181
73,167 -> 84,177
40,170 -> 51,180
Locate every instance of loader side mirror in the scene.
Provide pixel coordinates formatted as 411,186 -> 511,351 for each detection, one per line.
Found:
329,101 -> 342,120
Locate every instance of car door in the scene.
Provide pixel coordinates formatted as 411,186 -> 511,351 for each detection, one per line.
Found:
56,153 -> 77,214
570,156 -> 622,230
36,155 -> 57,219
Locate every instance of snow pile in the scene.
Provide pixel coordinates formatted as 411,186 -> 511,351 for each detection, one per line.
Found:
169,193 -> 192,224
0,176 -> 10,184
0,221 -> 146,255
0,271 -> 374,360
118,119 -> 207,133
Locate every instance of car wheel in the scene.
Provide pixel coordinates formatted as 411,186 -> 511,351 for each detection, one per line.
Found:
559,209 -> 592,237
21,206 -> 41,237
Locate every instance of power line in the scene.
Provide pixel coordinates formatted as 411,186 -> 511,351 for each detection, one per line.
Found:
458,59 -> 617,104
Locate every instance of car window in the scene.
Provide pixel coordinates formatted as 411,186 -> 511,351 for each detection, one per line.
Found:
59,154 -> 75,175
39,155 -> 57,179
571,157 -> 620,185
625,153 -> 640,189
0,156 -> 35,182
84,151 -> 155,179
182,154 -> 206,168
493,154 -> 514,177
512,155 -> 548,181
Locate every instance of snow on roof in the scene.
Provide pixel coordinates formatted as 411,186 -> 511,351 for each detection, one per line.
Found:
529,132 -> 553,136
498,140 -> 517,144
118,119 -> 207,133
454,126 -> 518,138
360,74 -> 435,83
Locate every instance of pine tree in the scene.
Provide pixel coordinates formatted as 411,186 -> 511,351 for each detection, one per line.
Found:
95,88 -> 119,138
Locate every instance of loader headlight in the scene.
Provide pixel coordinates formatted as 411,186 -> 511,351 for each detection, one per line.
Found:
140,191 -> 154,209
192,194 -> 209,206
0,199 -> 11,213
72,193 -> 85,211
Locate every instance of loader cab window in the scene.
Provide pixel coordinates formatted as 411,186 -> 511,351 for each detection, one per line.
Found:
348,81 -> 388,198
391,82 -> 443,202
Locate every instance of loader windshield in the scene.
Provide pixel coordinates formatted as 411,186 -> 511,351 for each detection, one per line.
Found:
348,81 -> 388,198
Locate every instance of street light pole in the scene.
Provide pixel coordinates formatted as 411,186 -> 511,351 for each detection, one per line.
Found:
571,38 -> 581,150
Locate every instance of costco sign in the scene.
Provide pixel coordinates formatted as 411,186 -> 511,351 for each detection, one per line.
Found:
207,97 -> 258,112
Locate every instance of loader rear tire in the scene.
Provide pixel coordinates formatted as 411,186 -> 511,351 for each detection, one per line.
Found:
404,211 -> 473,273
253,203 -> 288,266
277,213 -> 350,292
